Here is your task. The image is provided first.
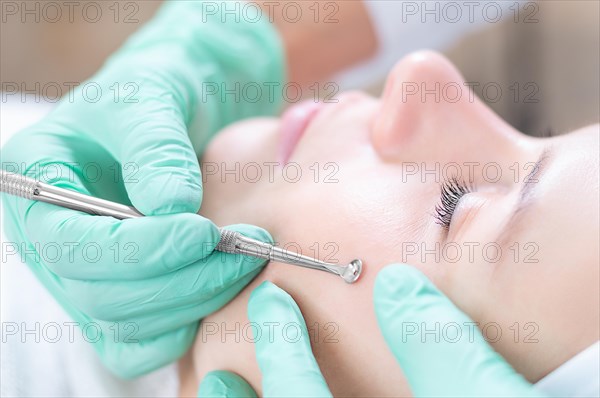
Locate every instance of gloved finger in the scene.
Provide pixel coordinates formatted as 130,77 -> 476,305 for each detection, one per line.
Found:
0,118 -> 131,200
59,224 -> 271,322
112,91 -> 203,215
248,281 -> 332,398
94,321 -> 199,379
22,200 -> 220,280
198,370 -> 257,398
374,264 -> 543,398
0,121 -> 89,183
90,269 -> 263,341
4,101 -> 199,218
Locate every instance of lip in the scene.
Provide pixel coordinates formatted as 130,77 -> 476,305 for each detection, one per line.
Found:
277,100 -> 325,165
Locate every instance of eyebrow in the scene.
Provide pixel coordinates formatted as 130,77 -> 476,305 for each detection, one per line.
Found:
496,148 -> 552,246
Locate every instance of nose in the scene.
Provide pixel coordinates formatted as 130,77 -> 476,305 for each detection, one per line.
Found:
371,51 -> 522,164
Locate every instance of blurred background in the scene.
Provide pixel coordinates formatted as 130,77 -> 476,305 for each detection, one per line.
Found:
1,0 -> 599,136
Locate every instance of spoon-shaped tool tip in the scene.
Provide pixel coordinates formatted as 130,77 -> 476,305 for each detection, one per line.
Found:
341,259 -> 362,284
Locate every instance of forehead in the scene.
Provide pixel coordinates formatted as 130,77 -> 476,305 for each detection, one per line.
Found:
551,126 -> 599,184
535,125 -> 599,251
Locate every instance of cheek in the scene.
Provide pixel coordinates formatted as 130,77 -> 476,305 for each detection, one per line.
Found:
203,118 -> 280,165
200,118 -> 280,219
270,163 -> 433,276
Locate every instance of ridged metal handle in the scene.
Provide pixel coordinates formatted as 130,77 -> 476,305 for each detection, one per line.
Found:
0,170 -> 143,219
0,170 -> 38,199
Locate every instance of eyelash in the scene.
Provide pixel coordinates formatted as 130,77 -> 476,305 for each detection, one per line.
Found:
434,176 -> 473,229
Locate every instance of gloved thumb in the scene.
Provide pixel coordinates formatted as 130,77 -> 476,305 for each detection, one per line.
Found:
198,371 -> 257,397
248,281 -> 332,398
116,96 -> 203,215
374,264 -> 544,398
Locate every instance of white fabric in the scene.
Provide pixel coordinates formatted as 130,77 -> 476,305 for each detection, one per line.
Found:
535,341 -> 600,397
335,0 -> 525,89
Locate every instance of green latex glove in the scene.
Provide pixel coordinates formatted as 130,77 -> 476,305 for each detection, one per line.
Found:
198,281 -> 332,397
198,268 -> 546,397
1,0 -> 284,378
374,264 -> 545,397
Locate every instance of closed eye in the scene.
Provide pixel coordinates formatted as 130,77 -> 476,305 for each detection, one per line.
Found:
434,176 -> 473,230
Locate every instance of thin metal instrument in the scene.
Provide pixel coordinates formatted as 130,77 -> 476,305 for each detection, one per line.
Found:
0,170 -> 362,283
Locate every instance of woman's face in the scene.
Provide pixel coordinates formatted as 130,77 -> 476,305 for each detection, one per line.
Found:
200,51 -> 599,381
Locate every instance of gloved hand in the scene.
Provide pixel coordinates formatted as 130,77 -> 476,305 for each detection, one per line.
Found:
199,267 -> 546,397
198,281 -> 332,397
1,1 -> 284,378
374,264 -> 545,397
